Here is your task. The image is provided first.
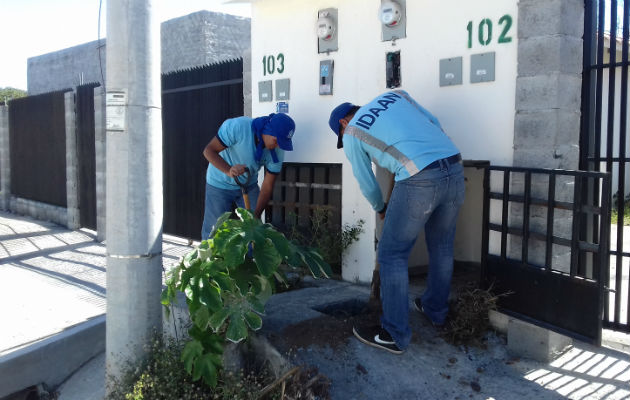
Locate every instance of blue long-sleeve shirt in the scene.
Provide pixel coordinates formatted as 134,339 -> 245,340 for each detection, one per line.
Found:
342,90 -> 460,211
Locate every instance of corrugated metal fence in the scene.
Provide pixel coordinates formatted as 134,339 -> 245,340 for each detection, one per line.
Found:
9,90 -> 69,207
162,60 -> 244,240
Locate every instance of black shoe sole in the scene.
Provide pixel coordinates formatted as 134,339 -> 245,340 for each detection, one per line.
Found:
413,299 -> 445,329
352,327 -> 404,355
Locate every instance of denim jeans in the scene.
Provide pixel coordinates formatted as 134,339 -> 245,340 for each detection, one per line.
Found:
200,182 -> 260,241
378,160 -> 465,349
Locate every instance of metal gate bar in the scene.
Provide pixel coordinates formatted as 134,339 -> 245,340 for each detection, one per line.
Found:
582,0 -> 630,333
482,166 -> 611,344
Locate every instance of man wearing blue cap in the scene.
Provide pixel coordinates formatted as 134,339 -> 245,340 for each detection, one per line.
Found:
328,90 -> 464,354
201,113 -> 295,240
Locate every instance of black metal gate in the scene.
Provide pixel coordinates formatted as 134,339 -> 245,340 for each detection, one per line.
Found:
582,0 -> 630,333
9,90 -> 69,206
162,60 -> 244,240
481,166 -> 611,344
76,83 -> 100,230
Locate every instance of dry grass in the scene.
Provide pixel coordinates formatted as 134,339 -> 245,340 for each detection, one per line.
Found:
441,283 -> 509,347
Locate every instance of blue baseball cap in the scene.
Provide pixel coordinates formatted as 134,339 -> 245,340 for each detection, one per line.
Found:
328,102 -> 356,149
265,113 -> 295,151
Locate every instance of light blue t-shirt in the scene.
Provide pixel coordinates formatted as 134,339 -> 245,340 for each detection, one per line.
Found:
342,90 -> 460,212
206,117 -> 284,190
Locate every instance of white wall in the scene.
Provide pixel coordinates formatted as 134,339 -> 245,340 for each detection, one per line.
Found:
251,0 -> 518,282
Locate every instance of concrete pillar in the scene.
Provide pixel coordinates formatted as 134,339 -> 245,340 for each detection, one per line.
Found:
94,88 -> 106,241
513,0 -> 584,170
65,91 -> 80,229
243,47 -> 252,117
0,105 -> 9,210
105,0 -> 163,386
509,0 -> 584,266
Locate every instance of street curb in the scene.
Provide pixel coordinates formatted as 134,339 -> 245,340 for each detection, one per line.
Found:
0,315 -> 105,398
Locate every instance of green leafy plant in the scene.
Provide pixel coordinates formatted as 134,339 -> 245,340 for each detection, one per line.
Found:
106,334 -> 278,400
611,191 -> 630,226
161,208 -> 331,387
285,207 -> 364,272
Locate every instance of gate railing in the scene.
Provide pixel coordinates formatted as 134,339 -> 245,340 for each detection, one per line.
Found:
482,166 -> 611,344
582,0 -> 630,333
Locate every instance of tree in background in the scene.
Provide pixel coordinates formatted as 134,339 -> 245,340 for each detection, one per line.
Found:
0,87 -> 27,104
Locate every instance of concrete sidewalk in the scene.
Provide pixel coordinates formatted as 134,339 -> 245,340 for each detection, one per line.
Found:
1,210 -> 629,399
0,210 -> 191,398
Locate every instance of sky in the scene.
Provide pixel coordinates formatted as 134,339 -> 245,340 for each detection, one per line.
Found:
0,0 -> 252,91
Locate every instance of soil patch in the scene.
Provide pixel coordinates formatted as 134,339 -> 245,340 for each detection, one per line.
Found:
268,304 -> 381,352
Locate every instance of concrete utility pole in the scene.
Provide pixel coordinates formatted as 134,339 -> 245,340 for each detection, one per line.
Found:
105,0 -> 163,388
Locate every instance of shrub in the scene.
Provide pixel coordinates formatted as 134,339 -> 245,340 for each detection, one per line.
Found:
161,208 -> 331,387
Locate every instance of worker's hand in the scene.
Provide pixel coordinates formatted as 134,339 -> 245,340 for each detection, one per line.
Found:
228,164 -> 247,178
378,202 -> 387,220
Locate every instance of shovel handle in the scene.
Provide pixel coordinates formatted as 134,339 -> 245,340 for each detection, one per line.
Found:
234,168 -> 252,210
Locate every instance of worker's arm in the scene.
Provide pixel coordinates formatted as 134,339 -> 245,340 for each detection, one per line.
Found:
254,169 -> 277,219
344,138 -> 386,215
202,136 -> 246,177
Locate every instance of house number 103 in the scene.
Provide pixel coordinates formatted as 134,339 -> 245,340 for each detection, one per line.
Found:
262,53 -> 285,76
467,14 -> 513,48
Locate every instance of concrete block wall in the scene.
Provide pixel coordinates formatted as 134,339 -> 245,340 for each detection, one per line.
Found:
28,12 -> 251,96
28,40 -> 106,96
0,105 -> 9,210
161,11 -> 250,74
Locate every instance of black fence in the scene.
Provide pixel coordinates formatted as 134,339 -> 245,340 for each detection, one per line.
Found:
162,60 -> 244,240
482,166 -> 611,344
9,90 -> 70,207
76,83 -> 100,230
582,0 -> 630,333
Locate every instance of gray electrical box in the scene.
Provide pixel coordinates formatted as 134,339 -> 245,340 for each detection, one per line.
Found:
439,57 -> 463,87
319,60 -> 334,95
470,52 -> 495,84
258,80 -> 272,102
318,8 -> 338,53
276,79 -> 290,100
381,0 -> 406,42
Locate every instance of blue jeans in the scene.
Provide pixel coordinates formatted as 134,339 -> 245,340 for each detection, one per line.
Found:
200,182 -> 260,241
378,160 -> 465,349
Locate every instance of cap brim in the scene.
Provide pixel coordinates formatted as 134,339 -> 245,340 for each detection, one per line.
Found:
278,139 -> 293,151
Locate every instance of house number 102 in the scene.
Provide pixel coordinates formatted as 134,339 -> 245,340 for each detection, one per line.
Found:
467,14 -> 513,48
262,53 -> 285,76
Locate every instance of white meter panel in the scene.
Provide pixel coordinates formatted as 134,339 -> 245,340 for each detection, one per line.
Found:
317,8 -> 338,53
381,0 -> 406,42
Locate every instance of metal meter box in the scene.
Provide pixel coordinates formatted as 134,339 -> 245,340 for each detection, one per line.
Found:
470,52 -> 495,83
439,57 -> 463,87
319,60 -> 334,95
276,79 -> 290,100
258,80 -> 272,102
381,0 -> 406,42
318,8 -> 338,53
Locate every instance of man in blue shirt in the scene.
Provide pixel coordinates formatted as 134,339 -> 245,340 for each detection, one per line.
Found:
201,113 -> 295,240
328,90 -> 465,354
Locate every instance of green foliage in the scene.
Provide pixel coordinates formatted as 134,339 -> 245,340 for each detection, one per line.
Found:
106,335 -> 275,400
611,192 -> 630,226
0,87 -> 26,104
161,208 -> 331,387
285,207 -> 364,272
